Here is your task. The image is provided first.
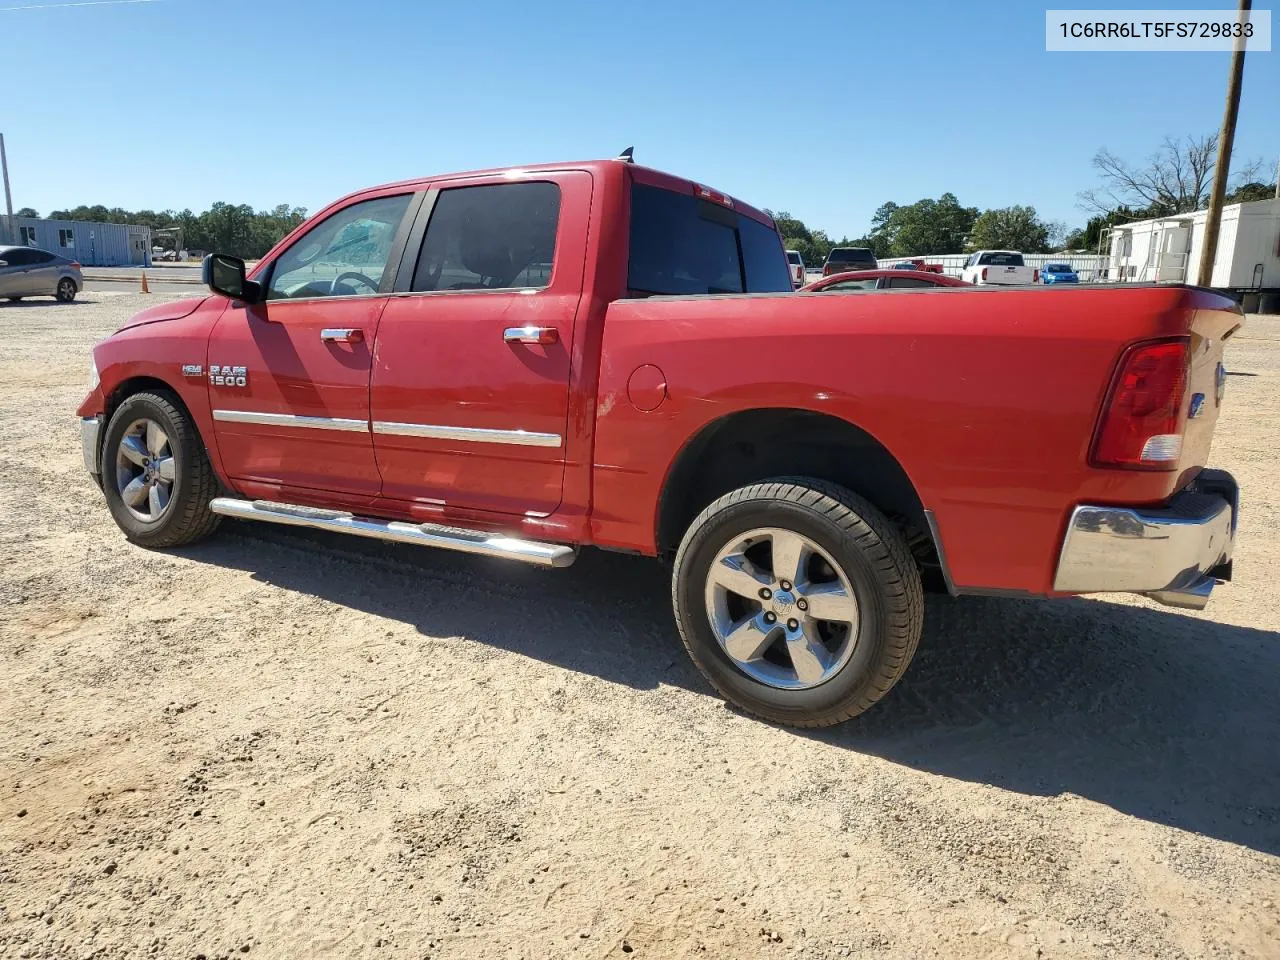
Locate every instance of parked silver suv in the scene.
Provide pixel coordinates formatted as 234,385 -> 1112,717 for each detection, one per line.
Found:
0,245 -> 83,303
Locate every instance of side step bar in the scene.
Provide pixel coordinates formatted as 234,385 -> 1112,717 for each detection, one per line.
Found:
209,497 -> 578,569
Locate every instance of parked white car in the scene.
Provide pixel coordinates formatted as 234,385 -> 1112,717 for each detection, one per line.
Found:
962,250 -> 1038,286
785,249 -> 805,289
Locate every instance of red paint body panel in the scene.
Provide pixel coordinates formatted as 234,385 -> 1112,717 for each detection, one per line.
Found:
79,158 -> 1242,602
590,284 -> 1240,595
371,170 -> 592,517
208,295 -> 388,496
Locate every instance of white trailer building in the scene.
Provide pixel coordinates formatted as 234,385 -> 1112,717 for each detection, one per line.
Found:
1107,197 -> 1280,311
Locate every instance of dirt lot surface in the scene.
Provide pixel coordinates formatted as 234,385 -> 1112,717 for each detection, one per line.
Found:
2,295 -> 1278,960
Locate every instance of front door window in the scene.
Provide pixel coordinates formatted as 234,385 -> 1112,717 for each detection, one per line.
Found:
267,194 -> 411,300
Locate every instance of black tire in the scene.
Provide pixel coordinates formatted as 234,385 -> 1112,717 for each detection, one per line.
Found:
100,391 -> 221,548
56,278 -> 77,303
6,297 -> 21,303
672,478 -> 923,728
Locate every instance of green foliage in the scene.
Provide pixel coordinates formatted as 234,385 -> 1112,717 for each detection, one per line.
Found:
869,194 -> 978,257
767,210 -> 854,268
15,207 -> 39,218
45,202 -> 308,259
967,205 -> 1051,253
1226,181 -> 1275,204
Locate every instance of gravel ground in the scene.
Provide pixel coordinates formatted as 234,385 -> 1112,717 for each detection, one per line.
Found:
1,294 -> 1278,960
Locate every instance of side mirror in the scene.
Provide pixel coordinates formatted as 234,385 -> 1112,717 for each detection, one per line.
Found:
202,253 -> 262,303
0,260 -> 8,267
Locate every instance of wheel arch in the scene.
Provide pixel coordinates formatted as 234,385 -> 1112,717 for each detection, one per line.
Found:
655,407 -> 944,587
99,376 -> 223,484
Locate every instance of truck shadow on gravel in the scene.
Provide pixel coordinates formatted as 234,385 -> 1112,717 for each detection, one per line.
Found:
187,523 -> 1280,857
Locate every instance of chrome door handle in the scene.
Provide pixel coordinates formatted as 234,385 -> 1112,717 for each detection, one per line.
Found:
503,326 -> 559,345
321,328 -> 364,343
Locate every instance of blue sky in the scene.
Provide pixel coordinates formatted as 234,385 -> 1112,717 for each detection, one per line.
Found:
3,0 -> 1277,238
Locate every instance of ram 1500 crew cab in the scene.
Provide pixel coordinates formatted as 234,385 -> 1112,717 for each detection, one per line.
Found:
78,157 -> 1241,727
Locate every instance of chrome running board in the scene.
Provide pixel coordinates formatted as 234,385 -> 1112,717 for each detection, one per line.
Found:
209,497 -> 577,568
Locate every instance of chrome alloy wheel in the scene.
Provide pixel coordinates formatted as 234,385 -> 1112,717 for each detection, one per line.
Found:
703,527 -> 861,690
114,418 -> 176,522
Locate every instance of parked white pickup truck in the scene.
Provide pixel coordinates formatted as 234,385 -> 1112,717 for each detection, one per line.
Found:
962,250 -> 1038,286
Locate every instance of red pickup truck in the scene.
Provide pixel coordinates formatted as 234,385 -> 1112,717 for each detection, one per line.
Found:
78,157 -> 1241,727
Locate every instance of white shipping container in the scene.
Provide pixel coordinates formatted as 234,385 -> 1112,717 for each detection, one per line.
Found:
1107,197 -> 1280,292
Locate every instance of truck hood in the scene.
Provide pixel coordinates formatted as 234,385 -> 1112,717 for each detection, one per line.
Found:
115,295 -> 209,332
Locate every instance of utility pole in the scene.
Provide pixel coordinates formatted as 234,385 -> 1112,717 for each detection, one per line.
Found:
0,133 -> 14,245
1196,0 -> 1251,287
1274,153 -> 1279,200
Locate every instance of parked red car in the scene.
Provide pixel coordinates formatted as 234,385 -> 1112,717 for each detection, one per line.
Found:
801,269 -> 972,292
77,157 -> 1241,727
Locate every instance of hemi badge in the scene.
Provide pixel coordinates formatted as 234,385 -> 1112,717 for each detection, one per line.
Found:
182,364 -> 204,377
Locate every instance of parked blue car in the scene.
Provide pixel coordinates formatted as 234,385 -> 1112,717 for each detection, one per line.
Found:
1041,262 -> 1079,284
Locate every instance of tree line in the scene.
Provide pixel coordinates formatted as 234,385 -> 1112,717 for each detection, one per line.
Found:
15,202 -> 308,259
775,132 -> 1274,264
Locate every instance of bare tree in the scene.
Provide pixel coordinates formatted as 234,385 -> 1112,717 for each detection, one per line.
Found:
1078,134 -> 1263,215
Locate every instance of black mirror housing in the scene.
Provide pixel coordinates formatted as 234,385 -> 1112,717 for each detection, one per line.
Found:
202,253 -> 262,303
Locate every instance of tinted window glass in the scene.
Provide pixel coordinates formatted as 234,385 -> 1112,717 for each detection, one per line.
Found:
888,276 -> 937,288
268,193 -> 410,300
740,218 -> 793,293
787,252 -> 802,265
978,252 -> 1024,266
30,250 -> 55,264
412,182 -> 560,292
627,184 -> 790,296
1046,263 -> 1071,272
824,278 -> 879,291
2,249 -> 32,266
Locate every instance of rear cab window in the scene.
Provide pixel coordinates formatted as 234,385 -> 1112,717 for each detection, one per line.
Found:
978,252 -> 1025,266
626,182 -> 791,296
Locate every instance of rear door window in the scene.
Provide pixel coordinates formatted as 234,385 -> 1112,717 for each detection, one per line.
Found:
627,183 -> 791,296
412,182 -> 561,292
887,276 -> 937,288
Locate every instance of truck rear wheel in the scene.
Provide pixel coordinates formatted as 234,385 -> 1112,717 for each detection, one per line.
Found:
671,478 -> 923,727
100,391 -> 221,548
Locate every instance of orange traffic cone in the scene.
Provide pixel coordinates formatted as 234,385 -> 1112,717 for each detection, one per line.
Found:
140,271 -> 150,294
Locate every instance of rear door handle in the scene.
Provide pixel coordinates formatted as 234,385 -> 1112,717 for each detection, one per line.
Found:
503,326 -> 559,345
321,328 -> 364,343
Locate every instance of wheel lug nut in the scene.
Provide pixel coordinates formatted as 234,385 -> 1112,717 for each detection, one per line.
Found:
797,598 -> 808,611
759,587 -> 772,600
763,612 -> 776,624
779,580 -> 792,591
787,619 -> 799,631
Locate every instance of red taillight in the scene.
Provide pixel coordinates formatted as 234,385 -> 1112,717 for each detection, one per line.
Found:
70,261 -> 82,270
981,267 -> 988,281
823,264 -> 832,276
1091,338 -> 1191,470
1033,269 -> 1039,283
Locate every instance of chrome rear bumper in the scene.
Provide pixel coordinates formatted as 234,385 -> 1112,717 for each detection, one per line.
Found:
1053,469 -> 1237,610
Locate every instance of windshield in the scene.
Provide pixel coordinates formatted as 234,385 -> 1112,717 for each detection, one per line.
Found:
787,252 -> 802,265
1046,263 -> 1072,272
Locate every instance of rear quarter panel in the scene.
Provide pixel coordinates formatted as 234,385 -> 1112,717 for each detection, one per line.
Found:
591,284 -> 1239,595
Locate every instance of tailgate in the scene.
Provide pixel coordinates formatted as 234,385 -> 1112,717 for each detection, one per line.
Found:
985,265 -> 1034,284
1180,303 -> 1243,473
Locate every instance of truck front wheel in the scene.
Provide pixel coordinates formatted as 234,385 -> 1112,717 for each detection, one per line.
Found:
100,391 -> 221,548
671,479 -> 923,727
